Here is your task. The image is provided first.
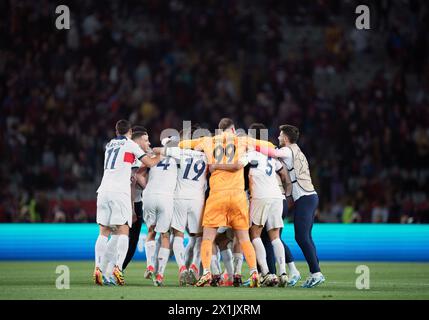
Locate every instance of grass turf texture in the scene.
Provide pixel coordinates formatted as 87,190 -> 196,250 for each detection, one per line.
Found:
0,261 -> 428,300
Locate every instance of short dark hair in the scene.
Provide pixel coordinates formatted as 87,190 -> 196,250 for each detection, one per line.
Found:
132,125 -> 147,134
218,118 -> 234,130
116,119 -> 131,136
279,124 -> 300,144
249,123 -> 267,140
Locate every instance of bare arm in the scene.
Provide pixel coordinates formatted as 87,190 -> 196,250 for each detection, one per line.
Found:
135,167 -> 148,189
277,166 -> 292,197
140,154 -> 161,168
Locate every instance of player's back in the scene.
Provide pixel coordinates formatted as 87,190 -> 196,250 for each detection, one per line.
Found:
97,137 -> 144,196
247,151 -> 283,199
205,132 -> 248,192
166,148 -> 208,199
143,156 -> 178,196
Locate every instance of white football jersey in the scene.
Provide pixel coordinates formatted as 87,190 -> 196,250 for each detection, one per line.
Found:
166,147 -> 208,199
245,151 -> 284,199
143,156 -> 178,196
97,136 -> 145,196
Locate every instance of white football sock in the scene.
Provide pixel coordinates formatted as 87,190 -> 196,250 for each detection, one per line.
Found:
185,236 -> 196,267
172,236 -> 186,269
191,237 -> 202,269
116,235 -> 129,270
106,262 -> 115,278
272,238 -> 286,275
95,235 -> 108,269
220,249 -> 234,278
145,240 -> 156,268
100,235 -> 119,273
155,236 -> 162,270
252,237 -> 269,275
233,253 -> 243,275
288,262 -> 299,275
157,247 -> 170,275
211,255 -> 221,275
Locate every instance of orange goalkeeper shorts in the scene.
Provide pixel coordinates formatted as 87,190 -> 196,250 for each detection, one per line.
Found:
202,190 -> 249,230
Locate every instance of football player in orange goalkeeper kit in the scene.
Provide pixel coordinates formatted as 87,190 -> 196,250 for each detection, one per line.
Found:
177,118 -> 275,287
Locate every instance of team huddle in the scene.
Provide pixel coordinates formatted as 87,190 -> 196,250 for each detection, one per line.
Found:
93,118 -> 325,289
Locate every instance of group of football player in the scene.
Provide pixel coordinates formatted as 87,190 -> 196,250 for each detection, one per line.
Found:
93,117 -> 325,289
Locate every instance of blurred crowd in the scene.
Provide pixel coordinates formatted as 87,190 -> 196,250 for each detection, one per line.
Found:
0,0 -> 428,223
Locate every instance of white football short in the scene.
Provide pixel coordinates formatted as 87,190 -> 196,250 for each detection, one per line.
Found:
143,194 -> 174,233
172,197 -> 204,234
96,192 -> 132,228
250,198 -> 284,231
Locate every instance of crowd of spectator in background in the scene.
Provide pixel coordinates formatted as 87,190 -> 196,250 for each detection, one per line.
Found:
1,0 -> 428,223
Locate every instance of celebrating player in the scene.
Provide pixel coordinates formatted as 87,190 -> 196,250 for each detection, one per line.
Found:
256,124 -> 325,288
122,126 -> 151,270
245,123 -> 292,287
142,145 -> 178,286
93,120 -> 160,286
153,127 -> 208,286
177,118 -> 275,287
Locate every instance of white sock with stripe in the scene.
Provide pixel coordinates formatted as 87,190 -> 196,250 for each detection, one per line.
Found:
252,237 -> 269,275
233,253 -> 243,275
172,236 -> 186,269
157,247 -> 170,275
100,235 -> 119,274
191,237 -> 202,269
220,249 -> 234,279
272,238 -> 286,275
145,240 -> 156,268
116,235 -> 129,270
95,235 -> 108,269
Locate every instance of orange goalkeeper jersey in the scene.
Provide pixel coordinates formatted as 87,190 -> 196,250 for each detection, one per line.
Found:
178,132 -> 274,192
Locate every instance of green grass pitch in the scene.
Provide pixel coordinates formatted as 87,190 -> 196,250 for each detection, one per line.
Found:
0,261 -> 428,300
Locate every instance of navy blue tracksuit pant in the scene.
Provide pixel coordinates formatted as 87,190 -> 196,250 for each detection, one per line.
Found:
293,194 -> 321,273
123,201 -> 143,270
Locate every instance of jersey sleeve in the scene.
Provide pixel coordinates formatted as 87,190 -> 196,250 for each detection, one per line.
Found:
246,137 -> 276,150
129,140 -> 145,160
178,137 -> 205,150
132,159 -> 143,169
278,147 -> 292,161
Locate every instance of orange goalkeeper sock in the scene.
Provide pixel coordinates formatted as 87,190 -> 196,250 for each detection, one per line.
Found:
240,240 -> 257,272
200,239 -> 213,273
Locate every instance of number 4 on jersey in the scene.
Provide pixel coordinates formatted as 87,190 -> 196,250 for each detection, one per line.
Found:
157,158 -> 171,170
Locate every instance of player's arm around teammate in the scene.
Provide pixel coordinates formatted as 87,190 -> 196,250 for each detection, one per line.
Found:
94,120 -> 150,286
256,125 -> 325,288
